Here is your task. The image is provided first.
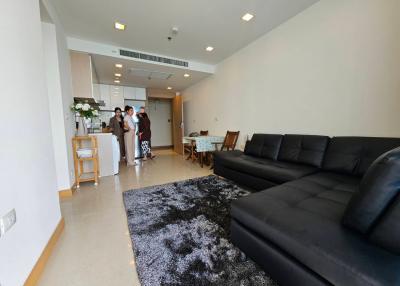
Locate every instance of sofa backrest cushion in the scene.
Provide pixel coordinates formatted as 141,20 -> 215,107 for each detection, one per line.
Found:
277,135 -> 329,167
323,137 -> 400,176
244,134 -> 263,156
322,137 -> 362,174
342,147 -> 400,234
244,134 -> 283,160
355,138 -> 400,176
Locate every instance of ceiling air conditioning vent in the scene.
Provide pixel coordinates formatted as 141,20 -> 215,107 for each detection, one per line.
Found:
120,49 -> 188,67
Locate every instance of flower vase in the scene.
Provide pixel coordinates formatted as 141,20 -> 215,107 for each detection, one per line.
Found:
77,117 -> 88,136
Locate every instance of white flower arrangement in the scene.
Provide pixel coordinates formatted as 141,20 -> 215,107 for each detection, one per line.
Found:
71,102 -> 99,118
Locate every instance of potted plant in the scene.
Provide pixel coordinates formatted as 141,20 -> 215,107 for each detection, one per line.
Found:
71,103 -> 99,136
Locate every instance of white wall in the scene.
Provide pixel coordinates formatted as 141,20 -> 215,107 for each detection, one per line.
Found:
183,0 -> 400,149
0,1 -> 61,285
42,22 -> 72,191
41,0 -> 76,189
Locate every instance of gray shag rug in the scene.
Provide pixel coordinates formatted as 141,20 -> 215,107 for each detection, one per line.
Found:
123,175 -> 277,286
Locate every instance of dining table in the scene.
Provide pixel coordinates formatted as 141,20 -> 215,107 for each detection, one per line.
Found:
182,135 -> 225,167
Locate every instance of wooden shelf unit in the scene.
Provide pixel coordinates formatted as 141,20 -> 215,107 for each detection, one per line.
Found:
72,136 -> 99,188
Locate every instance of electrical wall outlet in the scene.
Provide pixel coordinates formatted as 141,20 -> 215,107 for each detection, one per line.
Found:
0,209 -> 17,238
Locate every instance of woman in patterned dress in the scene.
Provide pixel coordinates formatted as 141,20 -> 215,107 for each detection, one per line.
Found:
138,112 -> 155,161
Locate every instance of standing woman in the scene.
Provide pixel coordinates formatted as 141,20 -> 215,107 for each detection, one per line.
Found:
138,112 -> 155,161
123,106 -> 137,166
109,107 -> 125,160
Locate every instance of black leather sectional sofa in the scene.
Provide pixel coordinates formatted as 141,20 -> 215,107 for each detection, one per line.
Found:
214,134 -> 400,286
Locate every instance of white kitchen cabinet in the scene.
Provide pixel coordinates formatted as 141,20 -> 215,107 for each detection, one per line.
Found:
135,88 -> 146,100
99,84 -> 110,110
109,85 -> 124,110
124,86 -> 136,100
92,83 -> 101,102
98,84 -> 145,110
110,92 -> 124,109
110,85 -> 123,96
123,87 -> 146,100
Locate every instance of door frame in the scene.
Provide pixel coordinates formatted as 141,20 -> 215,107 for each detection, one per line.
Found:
172,94 -> 183,155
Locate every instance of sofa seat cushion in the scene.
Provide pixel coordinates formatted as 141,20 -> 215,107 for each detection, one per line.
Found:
231,174 -> 400,286
215,151 -> 318,184
232,172 -> 360,227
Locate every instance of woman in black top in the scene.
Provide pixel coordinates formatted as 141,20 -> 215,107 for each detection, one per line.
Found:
109,107 -> 125,159
138,112 -> 155,160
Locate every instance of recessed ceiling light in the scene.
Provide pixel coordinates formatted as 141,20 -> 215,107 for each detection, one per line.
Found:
115,64 -> 123,68
167,87 -> 172,90
114,80 -> 120,83
115,73 -> 121,77
184,73 -> 190,78
242,13 -> 254,22
206,46 -> 214,52
114,22 -> 126,31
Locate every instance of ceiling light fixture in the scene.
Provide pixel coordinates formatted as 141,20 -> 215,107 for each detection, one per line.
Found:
242,13 -> 254,22
206,46 -> 214,52
115,64 -> 123,68
167,87 -> 172,90
115,73 -> 121,77
114,80 -> 120,83
184,73 -> 190,78
114,22 -> 126,31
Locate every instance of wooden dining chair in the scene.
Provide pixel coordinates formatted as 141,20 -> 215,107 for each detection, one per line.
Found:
187,131 -> 208,154
184,131 -> 208,160
184,141 -> 193,156
219,131 -> 240,151
209,131 -> 240,169
184,132 -> 199,156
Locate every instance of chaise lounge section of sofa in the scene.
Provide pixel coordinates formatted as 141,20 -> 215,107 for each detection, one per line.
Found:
214,134 -> 400,286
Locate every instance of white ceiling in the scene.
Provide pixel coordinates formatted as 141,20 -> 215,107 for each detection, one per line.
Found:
91,54 -> 211,90
50,0 -> 319,65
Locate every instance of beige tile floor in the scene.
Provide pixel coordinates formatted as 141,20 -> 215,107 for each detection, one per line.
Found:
38,149 -> 211,286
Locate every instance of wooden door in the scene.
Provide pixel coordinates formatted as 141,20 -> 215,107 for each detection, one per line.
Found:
172,95 -> 183,154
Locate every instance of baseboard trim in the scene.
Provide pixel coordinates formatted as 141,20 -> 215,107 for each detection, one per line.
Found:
24,218 -> 65,286
58,184 -> 76,199
152,145 -> 173,150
